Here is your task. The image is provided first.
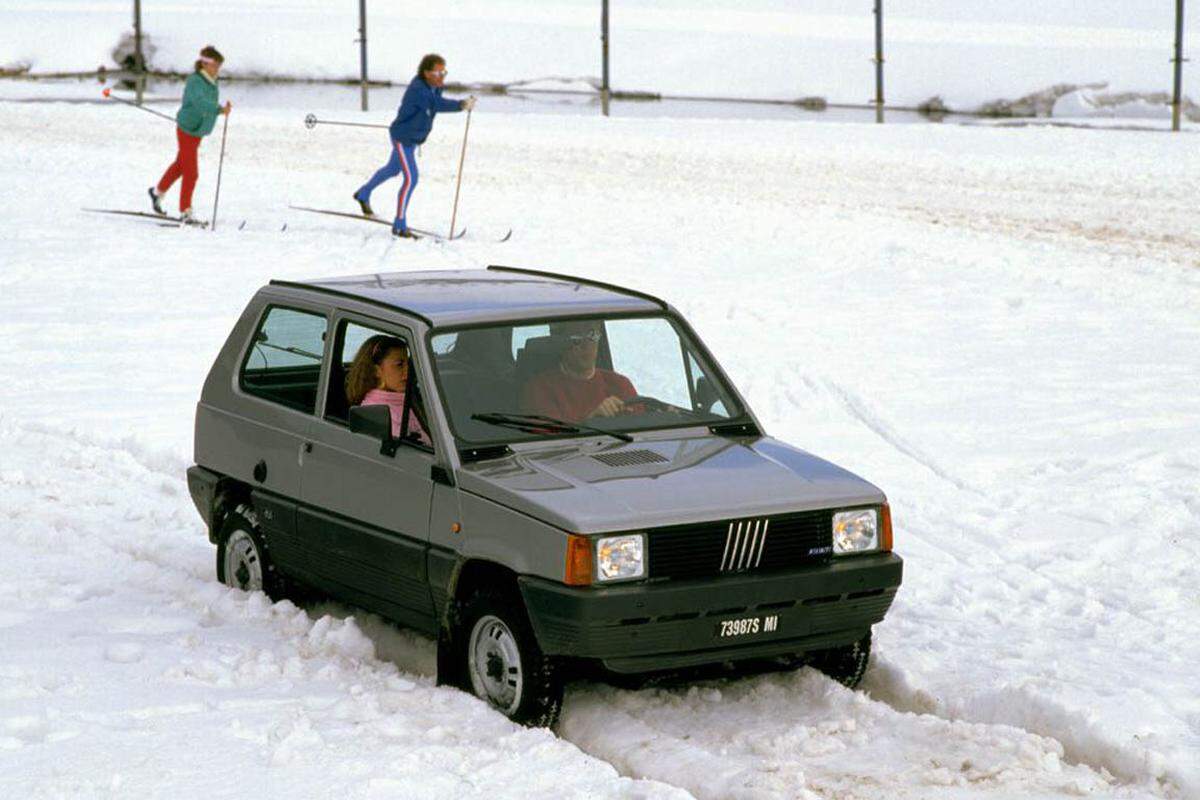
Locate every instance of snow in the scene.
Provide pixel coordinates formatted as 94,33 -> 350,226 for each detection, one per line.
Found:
2,0 -> 1197,110
1053,89 -> 1183,121
2,84 -> 1200,798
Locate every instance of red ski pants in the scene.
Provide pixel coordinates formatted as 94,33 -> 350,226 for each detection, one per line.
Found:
156,127 -> 202,212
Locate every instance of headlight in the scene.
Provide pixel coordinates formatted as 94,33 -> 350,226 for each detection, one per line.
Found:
596,534 -> 645,581
832,509 -> 879,555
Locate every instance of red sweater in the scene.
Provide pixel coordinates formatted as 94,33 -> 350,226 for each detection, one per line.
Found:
520,367 -> 636,422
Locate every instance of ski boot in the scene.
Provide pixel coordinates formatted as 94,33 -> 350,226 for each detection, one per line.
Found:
353,191 -> 374,217
392,226 -> 419,240
148,187 -> 165,216
179,208 -> 204,227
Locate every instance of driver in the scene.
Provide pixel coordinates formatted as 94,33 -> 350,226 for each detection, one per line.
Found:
520,320 -> 637,422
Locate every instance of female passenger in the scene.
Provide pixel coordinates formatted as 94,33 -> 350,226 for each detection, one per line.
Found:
346,335 -> 430,445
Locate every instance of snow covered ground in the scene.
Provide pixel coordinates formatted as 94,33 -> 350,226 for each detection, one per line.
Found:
2,95 -> 1199,799
3,0 -> 1197,111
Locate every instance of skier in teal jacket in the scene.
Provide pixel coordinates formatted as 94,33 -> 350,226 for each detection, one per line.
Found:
149,45 -> 231,223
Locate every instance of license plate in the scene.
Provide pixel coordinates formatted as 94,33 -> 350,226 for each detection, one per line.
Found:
715,614 -> 780,639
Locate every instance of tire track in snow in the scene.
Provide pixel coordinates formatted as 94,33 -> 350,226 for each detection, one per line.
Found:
863,659 -> 1181,798
757,382 -> 1188,795
819,377 -> 980,495
559,666 -> 1155,800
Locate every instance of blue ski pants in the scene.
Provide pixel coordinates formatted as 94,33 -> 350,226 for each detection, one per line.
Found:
356,140 -> 419,232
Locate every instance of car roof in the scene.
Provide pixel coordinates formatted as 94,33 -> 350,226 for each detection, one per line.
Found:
270,266 -> 665,328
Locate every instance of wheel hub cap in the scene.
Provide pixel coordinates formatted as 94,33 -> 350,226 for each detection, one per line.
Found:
468,615 -> 523,714
223,530 -> 263,592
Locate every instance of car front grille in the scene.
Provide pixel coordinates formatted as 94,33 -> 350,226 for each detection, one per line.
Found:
647,509 -> 834,580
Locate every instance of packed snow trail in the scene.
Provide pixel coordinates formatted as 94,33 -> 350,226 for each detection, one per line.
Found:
2,100 -> 1198,798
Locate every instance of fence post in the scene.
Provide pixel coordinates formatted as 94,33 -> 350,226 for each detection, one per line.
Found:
358,0 -> 369,112
1173,0 -> 1186,132
601,0 -> 611,116
873,0 -> 885,123
133,0 -> 144,105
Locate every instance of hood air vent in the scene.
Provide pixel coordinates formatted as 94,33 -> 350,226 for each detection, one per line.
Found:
591,449 -> 669,467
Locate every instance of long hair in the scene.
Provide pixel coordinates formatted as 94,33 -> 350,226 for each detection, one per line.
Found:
416,53 -> 445,79
345,335 -> 409,406
194,45 -> 224,73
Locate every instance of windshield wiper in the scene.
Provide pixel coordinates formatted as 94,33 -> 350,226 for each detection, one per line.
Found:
470,412 -> 633,443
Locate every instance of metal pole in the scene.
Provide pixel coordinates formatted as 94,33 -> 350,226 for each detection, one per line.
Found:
102,87 -> 176,123
1172,0 -> 1186,132
134,0 -> 144,106
304,113 -> 388,130
358,0 -> 369,112
211,112 -> 230,231
601,0 -> 611,116
873,0 -> 884,123
448,109 -> 473,239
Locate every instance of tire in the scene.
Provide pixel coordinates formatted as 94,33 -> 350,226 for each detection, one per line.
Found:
458,589 -> 563,728
807,631 -> 872,689
215,505 -> 285,601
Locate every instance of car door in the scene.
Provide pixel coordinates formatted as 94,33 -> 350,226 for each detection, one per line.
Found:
223,302 -> 328,567
297,313 -> 437,633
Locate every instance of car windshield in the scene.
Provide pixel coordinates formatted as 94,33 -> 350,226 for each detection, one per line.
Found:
429,314 -> 744,445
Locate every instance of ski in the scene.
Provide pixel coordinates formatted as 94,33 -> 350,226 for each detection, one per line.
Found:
83,208 -> 210,229
288,206 -> 465,241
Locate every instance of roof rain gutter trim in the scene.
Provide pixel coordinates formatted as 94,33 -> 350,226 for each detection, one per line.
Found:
487,265 -> 668,310
267,279 -> 435,327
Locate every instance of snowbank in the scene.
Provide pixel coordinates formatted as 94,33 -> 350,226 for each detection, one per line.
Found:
1054,87 -> 1200,121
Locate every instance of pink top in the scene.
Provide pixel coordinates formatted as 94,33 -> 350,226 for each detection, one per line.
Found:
361,388 -> 431,445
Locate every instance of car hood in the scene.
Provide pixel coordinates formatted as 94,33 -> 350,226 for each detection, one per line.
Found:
457,433 -> 885,532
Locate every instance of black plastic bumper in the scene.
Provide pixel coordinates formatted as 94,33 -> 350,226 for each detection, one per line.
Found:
519,552 -> 902,674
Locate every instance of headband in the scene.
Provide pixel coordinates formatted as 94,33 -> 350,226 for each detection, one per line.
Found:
199,55 -> 218,65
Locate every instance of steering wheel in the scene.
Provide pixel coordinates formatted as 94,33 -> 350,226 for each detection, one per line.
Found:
623,394 -> 674,413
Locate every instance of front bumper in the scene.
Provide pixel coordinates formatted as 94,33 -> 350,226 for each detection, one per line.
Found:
519,552 -> 902,674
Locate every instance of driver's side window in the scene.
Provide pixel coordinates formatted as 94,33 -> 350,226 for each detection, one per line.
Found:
325,319 -> 432,451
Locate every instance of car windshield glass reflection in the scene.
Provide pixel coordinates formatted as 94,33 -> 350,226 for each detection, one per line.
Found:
430,315 -> 741,444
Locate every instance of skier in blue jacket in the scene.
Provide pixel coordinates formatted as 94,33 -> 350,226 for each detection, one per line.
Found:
353,53 -> 476,238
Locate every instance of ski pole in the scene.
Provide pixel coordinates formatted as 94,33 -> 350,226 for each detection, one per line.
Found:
101,87 -> 175,123
211,110 -> 230,231
304,112 -> 387,130
448,107 -> 473,239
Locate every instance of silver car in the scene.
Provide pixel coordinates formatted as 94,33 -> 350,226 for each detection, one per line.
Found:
186,266 -> 903,727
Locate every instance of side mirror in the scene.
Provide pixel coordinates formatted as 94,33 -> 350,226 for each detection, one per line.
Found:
349,404 -> 398,456
694,376 -> 718,413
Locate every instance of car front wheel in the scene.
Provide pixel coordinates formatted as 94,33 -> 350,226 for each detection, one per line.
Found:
807,631 -> 872,689
460,590 -> 563,728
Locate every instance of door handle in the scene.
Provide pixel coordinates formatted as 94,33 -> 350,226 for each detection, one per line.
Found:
298,441 -> 313,465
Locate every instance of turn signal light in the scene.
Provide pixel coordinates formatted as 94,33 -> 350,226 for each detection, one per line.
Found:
881,503 -> 894,551
565,535 -> 593,586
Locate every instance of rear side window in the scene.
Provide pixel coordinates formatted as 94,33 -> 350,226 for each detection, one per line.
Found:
239,306 -> 327,414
